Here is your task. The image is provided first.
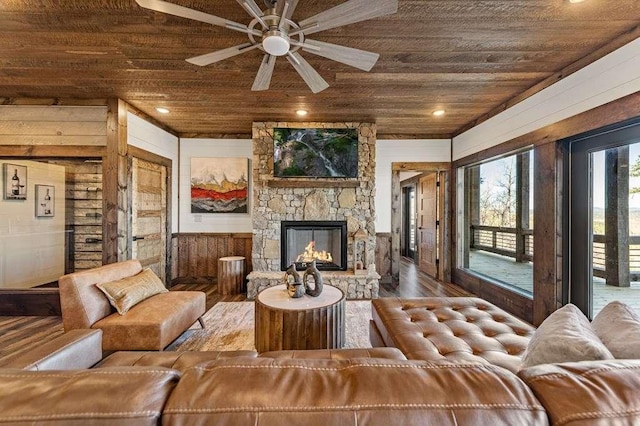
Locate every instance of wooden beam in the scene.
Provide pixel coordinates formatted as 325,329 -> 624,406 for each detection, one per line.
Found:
391,170 -> 401,284
104,98 -> 129,264
533,142 -> 562,326
605,146 -> 630,287
266,179 -> 360,188
392,162 -> 451,172
0,145 -> 105,157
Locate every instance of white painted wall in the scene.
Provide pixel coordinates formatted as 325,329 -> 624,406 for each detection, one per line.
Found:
375,139 -> 451,233
127,112 -> 180,233
453,37 -> 640,161
179,138 -> 253,233
0,160 -> 65,288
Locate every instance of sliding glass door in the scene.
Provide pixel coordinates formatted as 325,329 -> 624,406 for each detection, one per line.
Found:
568,119 -> 640,318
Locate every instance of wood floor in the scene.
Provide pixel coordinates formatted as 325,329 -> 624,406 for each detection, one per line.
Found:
0,258 -> 469,365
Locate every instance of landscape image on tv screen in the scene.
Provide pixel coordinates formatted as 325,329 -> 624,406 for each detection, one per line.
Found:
273,128 -> 358,178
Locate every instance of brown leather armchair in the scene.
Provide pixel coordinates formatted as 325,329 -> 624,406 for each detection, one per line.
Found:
59,260 -> 205,351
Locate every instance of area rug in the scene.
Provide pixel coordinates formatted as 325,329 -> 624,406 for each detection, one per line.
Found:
171,301 -> 372,352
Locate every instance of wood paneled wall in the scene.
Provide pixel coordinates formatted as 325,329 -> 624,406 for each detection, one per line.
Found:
0,105 -> 107,146
64,161 -> 103,272
172,233 -> 253,284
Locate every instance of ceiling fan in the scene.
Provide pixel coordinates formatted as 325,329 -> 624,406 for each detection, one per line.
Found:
135,0 -> 398,93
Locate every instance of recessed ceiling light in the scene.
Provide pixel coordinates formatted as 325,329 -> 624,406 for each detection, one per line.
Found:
569,0 -> 585,3
156,107 -> 170,114
296,109 -> 308,117
432,109 -> 446,117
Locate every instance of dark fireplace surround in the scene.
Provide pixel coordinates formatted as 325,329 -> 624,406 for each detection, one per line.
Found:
281,221 -> 347,271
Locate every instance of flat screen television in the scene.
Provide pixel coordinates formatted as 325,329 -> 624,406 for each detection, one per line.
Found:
273,128 -> 358,178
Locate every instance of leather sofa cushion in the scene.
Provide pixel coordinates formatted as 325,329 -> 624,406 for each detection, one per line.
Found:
97,350 -> 258,371
372,298 -> 535,372
162,358 -> 548,425
59,259 -> 143,330
0,329 -> 102,371
259,347 -> 407,360
93,291 -> 205,351
0,367 -> 180,425
97,268 -> 168,315
519,360 -> 640,425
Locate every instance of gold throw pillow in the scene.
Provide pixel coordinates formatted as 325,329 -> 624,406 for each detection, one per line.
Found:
96,268 -> 168,315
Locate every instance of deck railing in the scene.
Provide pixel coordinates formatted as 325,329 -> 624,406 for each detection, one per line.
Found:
471,229 -> 640,279
592,234 -> 640,281
470,225 -> 533,262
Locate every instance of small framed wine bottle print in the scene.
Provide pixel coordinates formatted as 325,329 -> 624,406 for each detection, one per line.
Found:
35,185 -> 54,217
3,163 -> 27,200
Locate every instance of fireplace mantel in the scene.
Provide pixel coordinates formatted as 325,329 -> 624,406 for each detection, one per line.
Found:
266,179 -> 360,188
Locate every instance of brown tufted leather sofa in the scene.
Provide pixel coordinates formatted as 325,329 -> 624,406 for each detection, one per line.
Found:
4,313 -> 640,424
371,297 -> 535,372
58,260 -> 206,351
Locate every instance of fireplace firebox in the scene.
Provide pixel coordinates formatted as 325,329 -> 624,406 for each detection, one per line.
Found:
281,221 -> 347,271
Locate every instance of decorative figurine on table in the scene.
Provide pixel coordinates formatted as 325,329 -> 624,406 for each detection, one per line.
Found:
304,259 -> 324,297
283,264 -> 305,298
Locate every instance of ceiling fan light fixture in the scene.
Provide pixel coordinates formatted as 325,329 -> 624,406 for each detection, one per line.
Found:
262,32 -> 291,56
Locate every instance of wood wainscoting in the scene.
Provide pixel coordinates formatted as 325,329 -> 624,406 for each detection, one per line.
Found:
171,233 -> 253,285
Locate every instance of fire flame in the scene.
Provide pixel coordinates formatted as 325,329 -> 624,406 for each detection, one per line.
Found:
296,241 -> 333,263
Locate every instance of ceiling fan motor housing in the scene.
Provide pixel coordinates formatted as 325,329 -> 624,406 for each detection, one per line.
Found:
262,29 -> 290,56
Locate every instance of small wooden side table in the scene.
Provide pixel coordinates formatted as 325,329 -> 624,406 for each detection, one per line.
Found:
255,284 -> 345,352
218,256 -> 245,295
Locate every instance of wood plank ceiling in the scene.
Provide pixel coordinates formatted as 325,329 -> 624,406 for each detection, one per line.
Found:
0,0 -> 639,138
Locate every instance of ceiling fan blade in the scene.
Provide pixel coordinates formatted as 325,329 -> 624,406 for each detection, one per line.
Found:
235,0 -> 268,29
276,0 -> 300,20
298,0 -> 398,36
186,43 -> 259,66
135,0 -> 260,36
286,52 -> 329,94
252,54 -> 277,91
302,39 -> 379,71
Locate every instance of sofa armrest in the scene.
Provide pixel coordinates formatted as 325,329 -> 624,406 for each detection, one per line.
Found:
0,329 -> 103,370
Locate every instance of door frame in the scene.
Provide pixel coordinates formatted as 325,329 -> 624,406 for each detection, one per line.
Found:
128,145 -> 173,286
401,183 -> 416,261
391,162 -> 451,283
564,117 -> 640,317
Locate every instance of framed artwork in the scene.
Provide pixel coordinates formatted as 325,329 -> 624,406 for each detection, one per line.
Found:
190,157 -> 249,213
35,185 -> 55,217
3,163 -> 27,200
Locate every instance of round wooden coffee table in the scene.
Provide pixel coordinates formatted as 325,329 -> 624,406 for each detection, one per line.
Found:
255,284 -> 345,352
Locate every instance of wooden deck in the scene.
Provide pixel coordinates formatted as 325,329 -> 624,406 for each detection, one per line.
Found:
469,249 -> 640,316
0,259 -> 468,364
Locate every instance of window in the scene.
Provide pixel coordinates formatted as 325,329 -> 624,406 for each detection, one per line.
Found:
457,149 -> 535,295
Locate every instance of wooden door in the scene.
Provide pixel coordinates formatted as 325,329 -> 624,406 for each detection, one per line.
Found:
132,157 -> 167,283
418,173 -> 438,277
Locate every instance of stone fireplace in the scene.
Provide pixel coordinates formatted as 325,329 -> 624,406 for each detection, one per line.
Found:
247,122 -> 379,299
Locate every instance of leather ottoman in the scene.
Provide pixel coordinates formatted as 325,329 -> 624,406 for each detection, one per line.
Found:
371,297 -> 535,372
